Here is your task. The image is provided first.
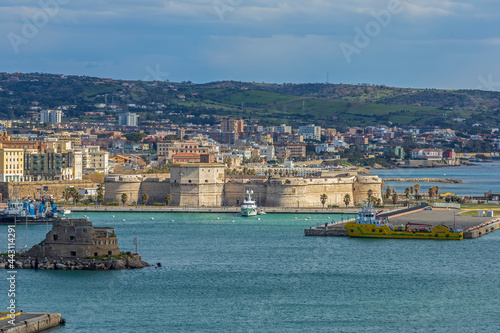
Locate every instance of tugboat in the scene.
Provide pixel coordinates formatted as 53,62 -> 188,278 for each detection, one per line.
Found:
344,202 -> 463,240
241,190 -> 258,217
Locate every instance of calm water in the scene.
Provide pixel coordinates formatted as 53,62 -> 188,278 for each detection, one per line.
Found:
371,161 -> 500,196
1,212 -> 500,333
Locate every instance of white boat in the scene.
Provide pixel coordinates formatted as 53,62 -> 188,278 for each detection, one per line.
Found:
241,190 -> 258,217
257,209 -> 266,215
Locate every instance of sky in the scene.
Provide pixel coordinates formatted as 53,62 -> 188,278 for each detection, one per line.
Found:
1,0 -> 500,90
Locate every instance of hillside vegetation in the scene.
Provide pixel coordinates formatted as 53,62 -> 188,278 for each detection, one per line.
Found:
1,73 -> 500,129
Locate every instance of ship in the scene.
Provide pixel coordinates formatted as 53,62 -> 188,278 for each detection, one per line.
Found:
241,190 -> 258,217
344,202 -> 463,240
0,198 -> 65,225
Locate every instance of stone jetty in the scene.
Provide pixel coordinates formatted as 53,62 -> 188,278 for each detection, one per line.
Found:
383,178 -> 465,183
0,253 -> 149,270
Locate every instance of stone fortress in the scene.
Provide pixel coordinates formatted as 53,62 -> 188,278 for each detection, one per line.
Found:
27,219 -> 120,258
104,164 -> 383,208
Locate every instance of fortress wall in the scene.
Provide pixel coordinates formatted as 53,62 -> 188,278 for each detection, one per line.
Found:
353,175 -> 384,205
224,180 -> 268,206
266,179 -> 308,207
170,164 -> 225,207
0,180 -> 96,201
102,166 -> 384,208
139,179 -> 170,205
304,182 -> 356,207
104,175 -> 142,204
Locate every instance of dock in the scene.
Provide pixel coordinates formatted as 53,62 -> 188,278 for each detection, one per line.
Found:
305,208 -> 500,239
0,312 -> 64,332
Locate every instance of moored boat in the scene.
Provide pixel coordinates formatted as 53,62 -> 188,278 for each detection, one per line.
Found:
0,198 -> 64,225
344,202 -> 463,240
241,190 -> 258,217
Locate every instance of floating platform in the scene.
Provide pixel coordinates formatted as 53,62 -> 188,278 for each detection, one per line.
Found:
306,209 -> 499,239
0,312 -> 64,332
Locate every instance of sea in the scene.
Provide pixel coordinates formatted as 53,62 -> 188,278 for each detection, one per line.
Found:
371,160 -> 500,197
0,163 -> 499,332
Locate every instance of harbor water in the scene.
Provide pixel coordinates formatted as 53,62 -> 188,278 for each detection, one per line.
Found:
371,160 -> 500,196
1,212 -> 500,332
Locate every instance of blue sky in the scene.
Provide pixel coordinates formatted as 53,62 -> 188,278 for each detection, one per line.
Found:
1,0 -> 500,89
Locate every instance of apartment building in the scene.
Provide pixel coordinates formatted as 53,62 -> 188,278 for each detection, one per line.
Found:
0,146 -> 24,182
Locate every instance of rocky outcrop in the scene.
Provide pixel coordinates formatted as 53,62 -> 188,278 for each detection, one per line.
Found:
0,253 -> 150,270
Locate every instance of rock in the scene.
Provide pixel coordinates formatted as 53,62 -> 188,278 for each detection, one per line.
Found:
47,264 -> 55,270
15,261 -> 23,269
0,262 -> 6,269
75,265 -> 84,270
109,260 -> 125,270
126,258 -> 149,269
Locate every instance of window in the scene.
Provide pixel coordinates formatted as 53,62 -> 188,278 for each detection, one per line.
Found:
70,251 -> 77,257
53,234 -> 58,241
70,236 -> 75,241
108,251 -> 112,255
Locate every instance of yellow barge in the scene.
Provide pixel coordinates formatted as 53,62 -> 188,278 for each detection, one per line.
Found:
345,203 -> 463,240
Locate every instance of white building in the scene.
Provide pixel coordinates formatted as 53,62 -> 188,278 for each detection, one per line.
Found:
411,149 -> 443,161
118,112 -> 139,127
315,143 -> 337,154
39,110 -> 62,125
273,124 -> 292,134
258,145 -> 275,160
299,125 -> 321,141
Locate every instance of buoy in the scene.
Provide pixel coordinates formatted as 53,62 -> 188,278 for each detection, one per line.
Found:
217,217 -> 220,220
122,219 -> 125,222
328,217 -> 331,219
171,219 -> 174,222
151,218 -> 154,220
112,215 -> 115,218
305,219 -> 308,221
308,217 -> 312,219
257,218 -> 261,220
232,220 -> 235,222
294,217 -> 297,219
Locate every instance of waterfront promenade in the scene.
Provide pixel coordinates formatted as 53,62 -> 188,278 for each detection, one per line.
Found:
71,206 -> 362,214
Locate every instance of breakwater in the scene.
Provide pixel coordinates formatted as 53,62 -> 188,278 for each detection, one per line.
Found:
0,254 -> 149,270
383,178 -> 465,183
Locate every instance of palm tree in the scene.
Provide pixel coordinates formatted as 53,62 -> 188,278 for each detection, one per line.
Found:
165,194 -> 172,206
121,193 -> 128,206
404,188 -> 410,199
428,187 -> 435,200
141,193 -> 149,206
343,194 -> 351,207
74,193 -> 82,205
320,194 -> 328,208
385,186 -> 392,200
414,183 -> 420,196
63,188 -> 72,202
367,189 -> 373,202
392,193 -> 398,205
96,185 -> 104,207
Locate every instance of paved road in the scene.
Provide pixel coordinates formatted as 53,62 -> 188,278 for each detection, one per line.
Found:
389,209 -> 493,229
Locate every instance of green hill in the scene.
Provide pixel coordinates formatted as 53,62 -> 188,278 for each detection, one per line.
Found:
1,73 -> 499,129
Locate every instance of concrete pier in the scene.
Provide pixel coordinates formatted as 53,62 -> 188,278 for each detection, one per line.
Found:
305,208 -> 499,239
0,312 -> 64,333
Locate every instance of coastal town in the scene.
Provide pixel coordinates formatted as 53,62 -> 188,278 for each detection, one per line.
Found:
0,97 -> 499,208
